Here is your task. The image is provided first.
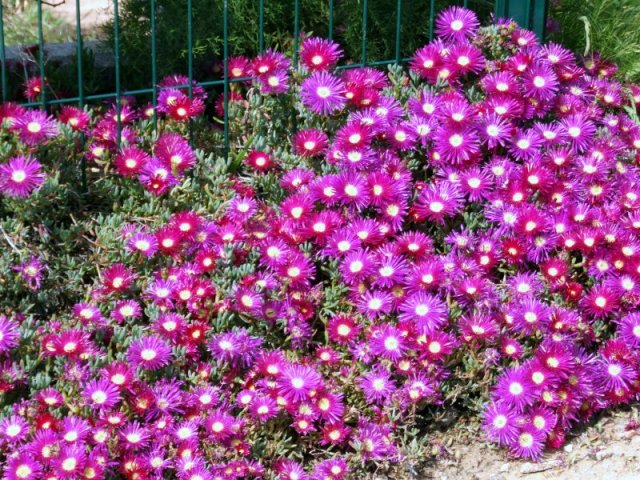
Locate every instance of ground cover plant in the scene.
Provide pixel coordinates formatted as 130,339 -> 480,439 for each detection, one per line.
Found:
2,7 -> 640,479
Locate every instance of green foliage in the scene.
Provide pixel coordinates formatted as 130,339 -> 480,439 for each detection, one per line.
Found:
103,0 -> 497,91
103,0 -> 329,88
3,4 -> 75,46
550,0 -> 640,82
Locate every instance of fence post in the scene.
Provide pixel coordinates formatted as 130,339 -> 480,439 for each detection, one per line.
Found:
37,0 -> 46,109
113,0 -> 121,146
75,0 -> 88,194
495,0 -> 548,40
0,2 -> 7,102
150,0 -> 157,130
530,0 -> 548,41
223,0 -> 229,160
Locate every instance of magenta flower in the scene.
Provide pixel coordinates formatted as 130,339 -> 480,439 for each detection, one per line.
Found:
494,368 -> 536,412
435,6 -> 480,41
114,145 -> 150,177
127,335 -> 172,370
0,415 -> 29,443
300,71 -> 346,115
13,110 -> 59,145
359,366 -> 396,404
154,132 -> 196,172
482,402 -> 519,446
4,455 -> 42,480
368,324 -> 408,361
82,378 -> 121,410
58,106 -> 90,131
0,315 -> 20,354
277,364 -> 323,402
300,37 -> 343,71
509,427 -> 546,460
12,256 -> 46,290
0,155 -> 45,197
294,128 -> 329,157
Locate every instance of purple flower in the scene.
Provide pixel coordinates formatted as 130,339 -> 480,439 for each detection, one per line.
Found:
127,335 -> 172,370
300,37 -> 343,71
0,415 -> 29,443
509,427 -> 545,460
126,231 -> 159,256
494,367 -> 536,412
0,156 -> 45,197
13,110 -> 59,145
435,6 -> 480,41
522,62 -> 559,101
12,256 -> 45,290
4,455 -> 42,480
0,315 -> 20,354
82,378 -> 121,410
277,364 -> 323,403
482,402 -> 519,446
359,366 -> 396,404
618,312 -> 640,349
300,71 -> 346,115
368,324 -> 407,361
154,132 -> 196,172
398,292 -> 447,333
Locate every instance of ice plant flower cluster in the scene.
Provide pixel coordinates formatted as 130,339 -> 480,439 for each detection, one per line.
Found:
0,75 -> 201,201
2,6 -> 640,478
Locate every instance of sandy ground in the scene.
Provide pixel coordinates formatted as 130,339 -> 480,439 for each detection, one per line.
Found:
422,409 -> 640,480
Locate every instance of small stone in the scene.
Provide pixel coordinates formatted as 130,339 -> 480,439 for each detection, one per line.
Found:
595,449 -> 613,461
611,444 -> 624,457
519,462 -> 534,474
520,460 -> 561,474
500,463 -> 510,472
564,444 -> 573,453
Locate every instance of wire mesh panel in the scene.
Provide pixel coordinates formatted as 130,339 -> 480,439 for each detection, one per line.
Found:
0,0 -> 548,162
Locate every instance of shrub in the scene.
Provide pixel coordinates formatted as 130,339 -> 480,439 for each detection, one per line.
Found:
2,6 -> 640,479
103,0 -> 496,90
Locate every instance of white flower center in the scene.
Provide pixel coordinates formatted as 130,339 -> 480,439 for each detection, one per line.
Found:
141,349 -> 157,361
316,86 -> 331,98
608,364 -> 621,377
430,201 -> 444,213
509,382 -> 523,396
16,465 -> 32,479
450,19 -> 464,31
92,391 -> 107,404
350,260 -> 363,273
533,76 -> 546,88
384,337 -> 399,351
11,170 -> 27,183
62,458 -> 77,472
449,134 -> 463,147
27,121 -> 42,133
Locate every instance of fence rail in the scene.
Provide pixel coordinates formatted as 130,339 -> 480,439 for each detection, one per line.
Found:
0,0 -> 548,157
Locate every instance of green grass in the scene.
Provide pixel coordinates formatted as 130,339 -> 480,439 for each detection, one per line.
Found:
550,0 -> 640,82
4,4 -> 76,46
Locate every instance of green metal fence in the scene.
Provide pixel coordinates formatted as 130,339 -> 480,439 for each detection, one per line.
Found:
0,0 -> 548,155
